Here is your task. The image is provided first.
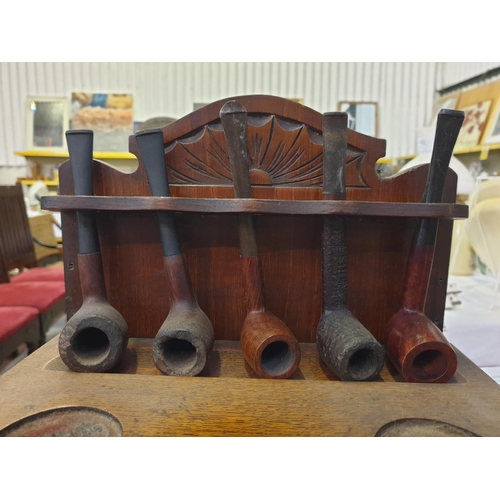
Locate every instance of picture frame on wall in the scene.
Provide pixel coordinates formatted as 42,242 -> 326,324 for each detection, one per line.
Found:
455,100 -> 492,148
71,93 -> 134,152
484,104 -> 500,144
25,96 -> 69,151
429,92 -> 460,127
338,101 -> 378,137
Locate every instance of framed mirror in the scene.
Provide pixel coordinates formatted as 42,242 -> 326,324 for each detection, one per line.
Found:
338,101 -> 378,137
26,96 -> 69,151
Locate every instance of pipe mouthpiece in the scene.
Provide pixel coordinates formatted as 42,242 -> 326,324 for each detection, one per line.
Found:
423,108 -> 465,204
135,128 -> 171,199
437,108 -> 465,118
66,129 -> 94,196
135,128 -> 164,139
220,100 -> 247,117
66,129 -> 93,137
323,111 -> 348,128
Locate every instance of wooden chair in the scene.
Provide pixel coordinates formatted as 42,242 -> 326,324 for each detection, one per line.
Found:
0,250 -> 42,367
0,185 -> 66,340
0,185 -> 64,283
28,213 -> 63,266
0,185 -> 37,271
0,306 -> 41,369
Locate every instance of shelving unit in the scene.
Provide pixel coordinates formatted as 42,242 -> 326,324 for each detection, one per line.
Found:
397,143 -> 500,163
14,150 -> 138,173
18,178 -> 59,187
393,75 -> 500,175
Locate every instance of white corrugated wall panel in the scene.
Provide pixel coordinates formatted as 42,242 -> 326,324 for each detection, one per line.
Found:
439,62 -> 500,89
2,61 -> 494,175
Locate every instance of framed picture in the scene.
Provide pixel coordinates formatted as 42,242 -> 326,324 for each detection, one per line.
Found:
25,96 -> 69,151
456,100 -> 492,148
71,93 -> 134,151
484,104 -> 500,144
428,92 -> 460,127
338,101 -> 378,137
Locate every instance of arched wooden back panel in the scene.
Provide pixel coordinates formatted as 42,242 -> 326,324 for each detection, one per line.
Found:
57,95 -> 458,343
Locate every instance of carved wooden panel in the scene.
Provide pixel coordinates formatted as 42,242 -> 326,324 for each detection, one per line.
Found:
163,116 -> 368,188
129,94 -> 387,192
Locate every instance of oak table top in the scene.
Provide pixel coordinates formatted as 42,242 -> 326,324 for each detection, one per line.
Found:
1,337 -> 499,436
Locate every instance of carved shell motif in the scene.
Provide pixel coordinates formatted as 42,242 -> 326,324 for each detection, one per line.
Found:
164,115 -> 368,187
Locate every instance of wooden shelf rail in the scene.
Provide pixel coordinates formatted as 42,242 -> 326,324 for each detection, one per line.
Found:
41,195 -> 468,220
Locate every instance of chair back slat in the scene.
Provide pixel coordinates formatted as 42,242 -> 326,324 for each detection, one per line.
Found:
0,185 -> 37,273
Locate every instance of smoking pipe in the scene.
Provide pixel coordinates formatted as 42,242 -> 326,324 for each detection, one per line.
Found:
135,129 -> 214,376
384,109 -> 464,383
59,130 -> 129,372
316,112 -> 385,381
220,101 -> 301,379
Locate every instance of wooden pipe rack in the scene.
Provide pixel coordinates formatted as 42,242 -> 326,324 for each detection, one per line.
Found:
42,187 -> 466,344
3,95 -> 500,437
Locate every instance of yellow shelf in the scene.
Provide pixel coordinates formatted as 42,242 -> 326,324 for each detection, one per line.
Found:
396,143 -> 500,162
15,150 -> 137,160
16,142 -> 500,165
18,179 -> 59,186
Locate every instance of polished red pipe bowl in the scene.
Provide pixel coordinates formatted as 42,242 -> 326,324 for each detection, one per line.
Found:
384,309 -> 457,383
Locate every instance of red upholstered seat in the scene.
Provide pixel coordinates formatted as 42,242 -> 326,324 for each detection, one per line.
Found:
0,306 -> 39,341
0,282 -> 65,312
10,266 -> 65,283
0,306 -> 39,342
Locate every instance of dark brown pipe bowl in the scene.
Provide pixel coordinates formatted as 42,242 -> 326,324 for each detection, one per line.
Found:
316,309 -> 385,381
385,310 -> 458,383
241,310 -> 301,379
59,302 -> 129,373
153,305 -> 215,376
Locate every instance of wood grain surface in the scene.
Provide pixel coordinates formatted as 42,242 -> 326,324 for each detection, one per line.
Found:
1,337 -> 500,436
41,195 -> 468,219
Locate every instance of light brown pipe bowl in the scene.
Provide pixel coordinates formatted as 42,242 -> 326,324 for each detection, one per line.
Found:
384,310 -> 458,383
59,301 -> 129,373
152,304 -> 215,377
241,310 -> 301,379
